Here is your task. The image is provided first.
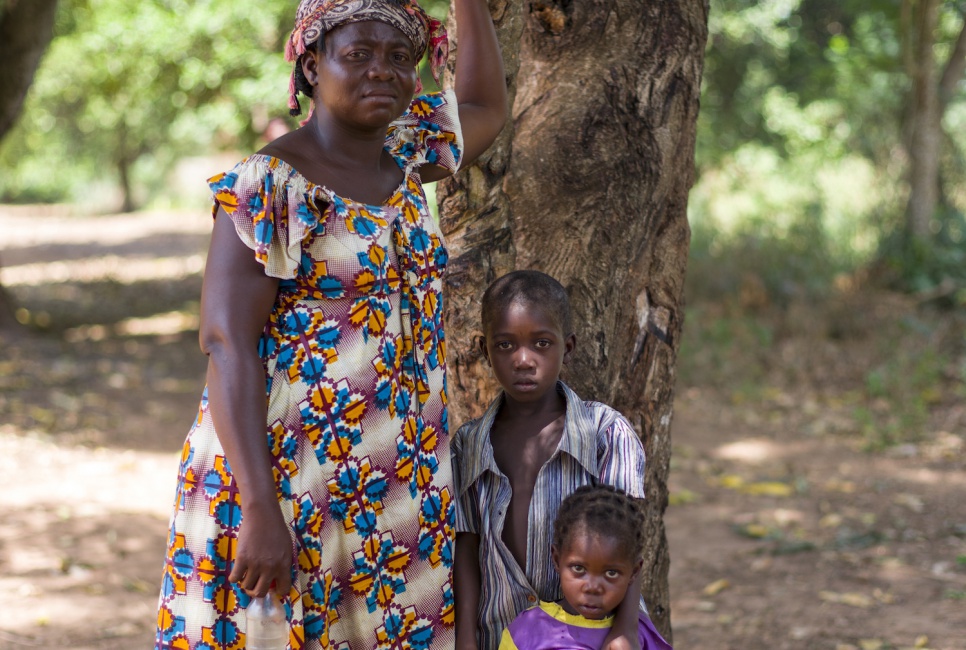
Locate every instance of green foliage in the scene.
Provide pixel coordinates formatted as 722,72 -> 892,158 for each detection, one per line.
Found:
698,0 -> 904,168
857,341 -> 944,450
1,0 -> 293,206
687,143 -> 881,305
877,206 -> 966,302
694,0 -> 966,302
0,0 -> 450,208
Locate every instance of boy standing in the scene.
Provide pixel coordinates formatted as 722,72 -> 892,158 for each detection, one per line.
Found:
452,271 -> 649,650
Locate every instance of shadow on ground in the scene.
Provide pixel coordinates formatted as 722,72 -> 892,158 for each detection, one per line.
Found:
1,208 -> 965,650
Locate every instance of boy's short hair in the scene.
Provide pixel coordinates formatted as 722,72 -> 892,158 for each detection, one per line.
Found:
481,270 -> 573,336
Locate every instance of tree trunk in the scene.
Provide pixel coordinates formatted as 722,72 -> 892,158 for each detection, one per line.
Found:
440,0 -> 709,640
119,156 -> 136,214
0,0 -> 59,140
0,0 -> 59,332
0,280 -> 20,330
904,0 -> 941,240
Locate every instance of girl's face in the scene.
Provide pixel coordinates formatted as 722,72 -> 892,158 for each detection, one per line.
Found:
552,527 -> 641,620
303,20 -> 417,130
480,300 -> 575,406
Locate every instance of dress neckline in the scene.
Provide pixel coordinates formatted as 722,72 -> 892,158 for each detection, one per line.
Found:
249,151 -> 411,210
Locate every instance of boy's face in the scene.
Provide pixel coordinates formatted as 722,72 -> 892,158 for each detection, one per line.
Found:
552,529 -> 641,620
480,300 -> 575,405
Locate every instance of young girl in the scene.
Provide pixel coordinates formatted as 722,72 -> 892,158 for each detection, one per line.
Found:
498,485 -> 671,650
452,271 -> 651,650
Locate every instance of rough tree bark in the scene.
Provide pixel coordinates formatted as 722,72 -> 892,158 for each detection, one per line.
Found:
440,0 -> 708,640
0,0 -> 59,330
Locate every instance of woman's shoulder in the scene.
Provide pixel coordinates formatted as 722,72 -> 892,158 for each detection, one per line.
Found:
208,152 -> 307,194
207,151 -> 327,279
387,90 -> 463,171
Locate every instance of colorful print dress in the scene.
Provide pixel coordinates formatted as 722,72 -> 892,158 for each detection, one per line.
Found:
155,91 -> 462,650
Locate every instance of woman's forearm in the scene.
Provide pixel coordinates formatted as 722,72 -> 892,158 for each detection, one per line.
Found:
198,210 -> 291,597
204,344 -> 277,507
451,0 -> 508,164
199,210 -> 281,509
453,0 -> 506,106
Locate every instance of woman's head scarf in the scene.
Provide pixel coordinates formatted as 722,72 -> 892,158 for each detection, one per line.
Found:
286,0 -> 449,117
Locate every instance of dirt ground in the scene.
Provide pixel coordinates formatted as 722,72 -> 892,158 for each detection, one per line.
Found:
0,207 -> 964,650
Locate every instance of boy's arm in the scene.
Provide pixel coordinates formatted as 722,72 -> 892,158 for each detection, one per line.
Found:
455,531 -> 482,650
601,571 -> 643,650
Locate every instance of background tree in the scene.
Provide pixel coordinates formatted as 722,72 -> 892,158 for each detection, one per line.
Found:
0,0 -> 58,139
903,0 -> 966,246
693,0 -> 966,301
0,0 -> 58,330
0,0 -> 295,210
0,0 -> 449,211
440,0 -> 709,638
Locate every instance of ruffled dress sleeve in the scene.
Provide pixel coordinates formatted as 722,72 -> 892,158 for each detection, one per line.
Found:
386,89 -> 464,173
207,155 -> 329,279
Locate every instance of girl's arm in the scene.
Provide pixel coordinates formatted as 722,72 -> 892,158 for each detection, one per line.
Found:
454,531 -> 482,650
421,0 -> 508,182
201,209 -> 291,598
602,571 -> 643,650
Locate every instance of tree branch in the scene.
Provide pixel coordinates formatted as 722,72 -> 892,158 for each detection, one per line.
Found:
939,11 -> 966,109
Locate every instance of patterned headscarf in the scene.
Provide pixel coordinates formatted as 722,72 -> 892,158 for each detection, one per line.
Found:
286,0 -> 449,117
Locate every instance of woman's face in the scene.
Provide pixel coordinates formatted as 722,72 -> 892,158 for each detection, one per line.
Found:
304,20 -> 418,130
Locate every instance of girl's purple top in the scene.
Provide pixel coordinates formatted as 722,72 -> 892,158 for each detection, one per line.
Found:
498,601 -> 672,650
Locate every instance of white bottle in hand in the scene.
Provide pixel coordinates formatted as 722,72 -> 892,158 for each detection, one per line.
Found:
246,593 -> 287,650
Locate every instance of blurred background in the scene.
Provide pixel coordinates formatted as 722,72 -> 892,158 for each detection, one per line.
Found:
0,0 -> 964,649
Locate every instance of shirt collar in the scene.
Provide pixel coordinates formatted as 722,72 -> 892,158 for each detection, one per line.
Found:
458,393 -> 505,495
555,381 -> 600,478
458,381 -> 599,494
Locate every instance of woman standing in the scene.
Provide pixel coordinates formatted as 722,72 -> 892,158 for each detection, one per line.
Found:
155,1 -> 506,648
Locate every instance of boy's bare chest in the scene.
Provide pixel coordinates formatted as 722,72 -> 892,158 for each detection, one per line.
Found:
490,417 -> 565,569
491,418 -> 564,488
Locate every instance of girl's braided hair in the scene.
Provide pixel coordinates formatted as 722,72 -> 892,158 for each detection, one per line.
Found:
552,484 -> 646,561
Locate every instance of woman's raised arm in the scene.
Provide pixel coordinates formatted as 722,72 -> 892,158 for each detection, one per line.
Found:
422,0 -> 507,182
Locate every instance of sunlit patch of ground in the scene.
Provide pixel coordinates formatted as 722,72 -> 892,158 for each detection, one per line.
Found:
0,207 -> 209,648
1,207 -> 965,649
0,429 -> 176,648
667,387 -> 966,650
